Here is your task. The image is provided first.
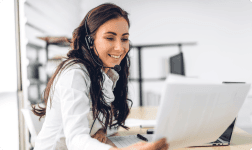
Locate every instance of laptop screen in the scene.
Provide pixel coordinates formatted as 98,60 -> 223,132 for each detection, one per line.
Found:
219,118 -> 236,142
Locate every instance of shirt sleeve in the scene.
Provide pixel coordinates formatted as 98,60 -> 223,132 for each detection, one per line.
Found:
56,66 -> 113,150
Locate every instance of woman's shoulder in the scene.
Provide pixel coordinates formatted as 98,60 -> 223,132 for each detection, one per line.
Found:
59,59 -> 90,77
55,59 -> 91,88
63,58 -> 89,72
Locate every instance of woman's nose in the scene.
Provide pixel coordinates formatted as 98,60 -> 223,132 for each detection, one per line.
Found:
114,40 -> 124,52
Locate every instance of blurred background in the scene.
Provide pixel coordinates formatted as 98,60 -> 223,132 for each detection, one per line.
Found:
1,0 -> 252,150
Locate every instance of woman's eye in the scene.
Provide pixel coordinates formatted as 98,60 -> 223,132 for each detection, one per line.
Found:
122,38 -> 129,42
107,38 -> 114,41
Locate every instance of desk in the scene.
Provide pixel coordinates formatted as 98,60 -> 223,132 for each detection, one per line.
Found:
107,106 -> 252,150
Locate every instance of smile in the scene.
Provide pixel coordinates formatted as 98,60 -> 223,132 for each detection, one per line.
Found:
108,54 -> 121,59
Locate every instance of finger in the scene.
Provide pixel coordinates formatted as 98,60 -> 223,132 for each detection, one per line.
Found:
158,142 -> 168,150
103,137 -> 107,143
97,137 -> 102,142
92,134 -> 98,138
134,141 -> 146,147
101,137 -> 106,143
94,135 -> 100,140
160,143 -> 169,150
104,137 -> 107,143
152,138 -> 167,150
99,138 -> 103,143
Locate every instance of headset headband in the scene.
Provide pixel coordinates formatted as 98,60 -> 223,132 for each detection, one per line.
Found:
85,11 -> 92,36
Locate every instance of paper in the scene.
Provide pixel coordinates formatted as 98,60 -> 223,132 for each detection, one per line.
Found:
153,75 -> 251,150
125,118 -> 156,128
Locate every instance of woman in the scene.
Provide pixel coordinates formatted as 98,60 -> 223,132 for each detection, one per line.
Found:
32,3 -> 169,150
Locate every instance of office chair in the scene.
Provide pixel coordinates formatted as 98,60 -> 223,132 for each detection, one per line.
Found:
21,105 -> 45,148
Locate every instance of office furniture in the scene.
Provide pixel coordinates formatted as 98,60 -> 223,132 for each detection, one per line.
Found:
131,43 -> 196,106
107,106 -> 252,149
38,37 -> 70,83
25,37 -> 69,104
26,43 -> 45,104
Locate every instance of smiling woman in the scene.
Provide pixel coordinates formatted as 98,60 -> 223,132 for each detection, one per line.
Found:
94,17 -> 130,73
30,2 -> 168,150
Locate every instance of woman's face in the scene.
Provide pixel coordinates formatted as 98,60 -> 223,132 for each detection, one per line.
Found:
93,17 -> 129,73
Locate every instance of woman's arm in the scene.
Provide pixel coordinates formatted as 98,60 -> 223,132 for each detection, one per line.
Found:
57,66 -> 112,150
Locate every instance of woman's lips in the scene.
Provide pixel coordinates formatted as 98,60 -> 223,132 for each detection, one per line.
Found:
108,54 -> 121,59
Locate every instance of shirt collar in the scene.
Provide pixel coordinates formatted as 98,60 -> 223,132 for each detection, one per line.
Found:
102,68 -> 120,89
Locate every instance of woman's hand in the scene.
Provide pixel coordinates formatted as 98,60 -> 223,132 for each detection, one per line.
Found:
109,138 -> 169,150
91,128 -> 107,143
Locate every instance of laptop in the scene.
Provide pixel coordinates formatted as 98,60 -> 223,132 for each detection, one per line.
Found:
108,118 -> 236,148
189,118 -> 236,147
191,82 -> 244,147
108,77 -> 250,149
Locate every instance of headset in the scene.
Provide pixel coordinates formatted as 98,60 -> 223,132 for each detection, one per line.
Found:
84,11 -> 124,72
82,11 -> 133,135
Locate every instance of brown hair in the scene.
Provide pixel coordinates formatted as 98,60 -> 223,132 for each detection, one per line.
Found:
32,3 -> 131,130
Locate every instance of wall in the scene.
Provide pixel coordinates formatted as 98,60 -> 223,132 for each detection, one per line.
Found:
79,0 -> 252,106
0,0 -> 17,92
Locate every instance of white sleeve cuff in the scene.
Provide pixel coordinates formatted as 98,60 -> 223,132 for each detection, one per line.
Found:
71,135 -> 113,150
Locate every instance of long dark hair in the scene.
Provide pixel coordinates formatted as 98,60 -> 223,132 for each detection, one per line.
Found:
32,3 -> 132,130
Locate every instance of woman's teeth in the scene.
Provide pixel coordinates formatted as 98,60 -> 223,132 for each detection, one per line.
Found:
109,54 -> 120,59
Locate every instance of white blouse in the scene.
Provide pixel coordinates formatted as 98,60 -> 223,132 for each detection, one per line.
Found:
34,62 -> 120,150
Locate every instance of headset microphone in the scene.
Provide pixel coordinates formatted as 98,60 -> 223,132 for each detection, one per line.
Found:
89,46 -> 122,72
113,65 -> 121,72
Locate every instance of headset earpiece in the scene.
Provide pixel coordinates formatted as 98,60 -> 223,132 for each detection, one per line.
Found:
84,11 -> 94,50
85,35 -> 94,50
88,36 -> 94,46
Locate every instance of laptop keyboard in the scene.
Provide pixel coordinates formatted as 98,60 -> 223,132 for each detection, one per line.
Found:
108,135 -> 153,148
108,135 -> 224,148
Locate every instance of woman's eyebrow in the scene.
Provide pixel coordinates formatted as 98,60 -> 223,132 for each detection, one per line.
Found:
104,31 -> 129,36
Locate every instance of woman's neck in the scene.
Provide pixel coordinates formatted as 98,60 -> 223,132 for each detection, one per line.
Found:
102,67 -> 109,74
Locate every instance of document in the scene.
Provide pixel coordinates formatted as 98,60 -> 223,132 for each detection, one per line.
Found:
153,75 -> 251,150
